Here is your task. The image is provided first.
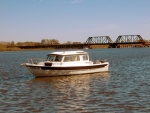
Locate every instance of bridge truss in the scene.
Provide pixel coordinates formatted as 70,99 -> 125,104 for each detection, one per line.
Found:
115,35 -> 144,43
85,36 -> 113,44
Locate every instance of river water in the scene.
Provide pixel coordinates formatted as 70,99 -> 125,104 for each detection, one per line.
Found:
0,48 -> 150,113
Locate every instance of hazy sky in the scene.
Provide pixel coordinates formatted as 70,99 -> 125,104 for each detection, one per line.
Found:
0,0 -> 150,43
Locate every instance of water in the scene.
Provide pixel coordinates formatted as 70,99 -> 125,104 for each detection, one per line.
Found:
0,48 -> 150,113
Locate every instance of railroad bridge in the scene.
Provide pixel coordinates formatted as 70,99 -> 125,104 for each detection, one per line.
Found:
18,35 -> 148,49
85,35 -> 146,48
111,35 -> 145,48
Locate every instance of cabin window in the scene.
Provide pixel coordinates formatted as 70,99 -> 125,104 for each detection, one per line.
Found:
54,55 -> 62,62
83,55 -> 88,61
72,55 -> 80,61
64,56 -> 71,62
63,55 -> 80,62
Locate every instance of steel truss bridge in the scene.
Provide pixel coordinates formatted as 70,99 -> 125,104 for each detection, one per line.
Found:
85,35 -> 145,48
18,35 -> 148,49
85,36 -> 113,44
115,35 -> 144,43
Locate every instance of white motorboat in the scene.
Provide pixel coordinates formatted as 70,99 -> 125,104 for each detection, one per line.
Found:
21,51 -> 109,77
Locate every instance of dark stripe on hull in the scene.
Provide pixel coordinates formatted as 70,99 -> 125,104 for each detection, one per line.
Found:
26,64 -> 107,70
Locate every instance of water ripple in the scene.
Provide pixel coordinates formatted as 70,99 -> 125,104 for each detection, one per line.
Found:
0,49 -> 150,112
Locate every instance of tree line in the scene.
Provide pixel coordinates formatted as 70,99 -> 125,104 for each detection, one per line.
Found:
0,39 -> 82,51
1,38 -> 150,51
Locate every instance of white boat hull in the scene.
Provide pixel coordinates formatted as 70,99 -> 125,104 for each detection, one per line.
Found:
26,62 -> 109,77
22,50 -> 110,77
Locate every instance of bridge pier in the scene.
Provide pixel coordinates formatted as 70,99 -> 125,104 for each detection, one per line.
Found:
109,43 -> 145,48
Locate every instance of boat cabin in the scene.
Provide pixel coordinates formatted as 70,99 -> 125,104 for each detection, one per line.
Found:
45,51 -> 91,66
47,51 -> 89,62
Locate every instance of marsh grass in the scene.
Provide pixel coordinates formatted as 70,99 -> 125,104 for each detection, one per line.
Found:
0,47 -> 21,51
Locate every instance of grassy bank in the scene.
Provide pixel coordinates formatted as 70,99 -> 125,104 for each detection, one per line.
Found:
0,47 -> 21,51
0,47 -> 56,51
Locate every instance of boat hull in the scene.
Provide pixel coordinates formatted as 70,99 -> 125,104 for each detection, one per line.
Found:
26,63 -> 109,77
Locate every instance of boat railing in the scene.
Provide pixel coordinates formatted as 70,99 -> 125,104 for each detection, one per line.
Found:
27,58 -> 45,64
95,59 -> 107,64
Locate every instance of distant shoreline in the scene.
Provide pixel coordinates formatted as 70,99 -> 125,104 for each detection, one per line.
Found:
0,47 -> 56,52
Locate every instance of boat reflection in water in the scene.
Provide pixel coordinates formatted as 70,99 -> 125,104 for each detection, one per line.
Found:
29,72 -> 110,112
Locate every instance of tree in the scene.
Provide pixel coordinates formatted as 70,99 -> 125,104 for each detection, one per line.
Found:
64,41 -> 72,44
72,42 -> 82,44
6,41 -> 15,47
41,39 -> 48,45
50,39 -> 60,45
10,41 -> 15,47
41,39 -> 60,45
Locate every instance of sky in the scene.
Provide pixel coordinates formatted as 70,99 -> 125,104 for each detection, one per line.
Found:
0,0 -> 150,43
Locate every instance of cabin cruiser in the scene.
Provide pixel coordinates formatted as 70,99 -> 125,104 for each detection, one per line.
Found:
21,51 -> 109,77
